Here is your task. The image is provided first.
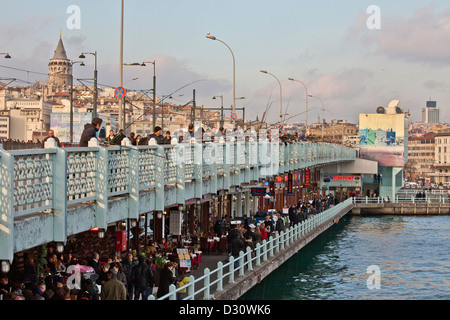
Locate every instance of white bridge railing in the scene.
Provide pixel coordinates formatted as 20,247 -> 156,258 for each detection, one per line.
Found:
151,197 -> 353,300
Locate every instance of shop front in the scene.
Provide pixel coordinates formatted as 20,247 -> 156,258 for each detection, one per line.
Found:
321,174 -> 362,199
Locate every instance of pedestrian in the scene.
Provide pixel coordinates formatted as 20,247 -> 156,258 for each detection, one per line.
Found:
177,276 -> 190,300
87,252 -> 100,274
150,126 -> 165,145
260,222 -> 268,240
275,213 -> 285,234
229,232 -> 244,268
77,278 -> 99,300
79,117 -> 103,147
41,129 -> 62,148
131,255 -> 154,300
157,261 -> 176,299
164,131 -> 172,144
264,215 -> 273,238
121,252 -> 137,300
244,224 -> 257,250
100,269 -> 126,300
106,130 -> 115,143
96,263 -> 110,286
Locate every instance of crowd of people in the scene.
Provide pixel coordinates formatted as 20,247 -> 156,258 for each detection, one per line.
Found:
0,240 -> 191,301
208,193 -> 342,268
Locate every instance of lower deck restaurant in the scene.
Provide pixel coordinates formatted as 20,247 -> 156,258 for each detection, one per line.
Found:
8,169 -> 322,282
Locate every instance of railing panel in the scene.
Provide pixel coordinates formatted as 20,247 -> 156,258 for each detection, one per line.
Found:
11,150 -> 55,217
66,148 -> 98,205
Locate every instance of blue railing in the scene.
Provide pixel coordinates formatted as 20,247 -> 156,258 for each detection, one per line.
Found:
0,139 -> 356,262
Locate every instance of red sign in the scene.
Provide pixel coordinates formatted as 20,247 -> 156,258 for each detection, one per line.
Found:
288,172 -> 293,193
114,86 -> 126,99
304,169 -> 310,187
251,187 -> 267,196
115,230 -> 127,252
330,176 -> 360,181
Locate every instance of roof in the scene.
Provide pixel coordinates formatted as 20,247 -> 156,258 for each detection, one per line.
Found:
52,36 -> 68,60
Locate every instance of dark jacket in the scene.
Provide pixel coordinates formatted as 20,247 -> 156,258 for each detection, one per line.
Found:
230,237 -> 244,258
79,124 -> 97,147
131,262 -> 155,288
121,259 -> 137,284
156,266 -> 175,299
276,218 -> 285,232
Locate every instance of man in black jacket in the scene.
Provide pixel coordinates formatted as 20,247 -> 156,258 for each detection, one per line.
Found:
79,117 -> 103,147
131,255 -> 155,300
121,252 -> 137,300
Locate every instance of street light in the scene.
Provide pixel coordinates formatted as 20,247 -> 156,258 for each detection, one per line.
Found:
308,94 -> 325,140
124,60 -> 156,129
260,70 -> 283,125
79,51 -> 98,117
0,53 -> 11,59
122,77 -> 138,130
288,77 -> 309,130
206,33 -> 236,126
119,0 -> 125,130
212,95 -> 224,127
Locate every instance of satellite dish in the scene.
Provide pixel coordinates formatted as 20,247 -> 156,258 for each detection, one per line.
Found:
388,100 -> 400,109
376,107 -> 385,114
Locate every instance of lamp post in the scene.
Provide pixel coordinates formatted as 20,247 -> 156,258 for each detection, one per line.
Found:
212,95 -> 224,127
79,51 -> 98,117
143,61 -> 156,130
288,77 -> 309,131
122,77 -> 138,131
119,0 -> 125,130
308,94 -> 325,140
124,61 -> 157,129
206,33 -> 236,126
260,70 -> 283,125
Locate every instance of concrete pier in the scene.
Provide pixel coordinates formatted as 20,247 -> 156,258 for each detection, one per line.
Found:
352,202 -> 450,215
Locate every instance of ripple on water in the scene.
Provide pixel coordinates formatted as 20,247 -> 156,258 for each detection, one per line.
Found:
240,216 -> 450,300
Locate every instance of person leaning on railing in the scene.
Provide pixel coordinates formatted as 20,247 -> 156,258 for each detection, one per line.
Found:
79,117 -> 103,147
41,129 -> 62,148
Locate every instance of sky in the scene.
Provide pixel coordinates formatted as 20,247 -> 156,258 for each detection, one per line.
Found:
1,0 -> 450,125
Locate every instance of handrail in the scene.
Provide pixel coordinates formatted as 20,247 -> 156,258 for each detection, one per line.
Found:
0,138 -> 356,263
150,198 -> 353,300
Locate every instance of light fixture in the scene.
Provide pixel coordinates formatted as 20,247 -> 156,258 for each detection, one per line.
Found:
98,229 -> 105,239
131,219 -> 137,227
1,260 -> 10,273
157,212 -> 162,219
178,205 -> 185,211
121,220 -> 127,228
196,199 -> 201,205
56,242 -> 64,253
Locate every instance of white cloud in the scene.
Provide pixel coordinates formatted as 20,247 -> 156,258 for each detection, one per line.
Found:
350,5 -> 450,66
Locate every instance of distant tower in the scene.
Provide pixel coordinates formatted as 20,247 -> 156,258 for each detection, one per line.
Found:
48,33 -> 71,92
422,100 -> 440,123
